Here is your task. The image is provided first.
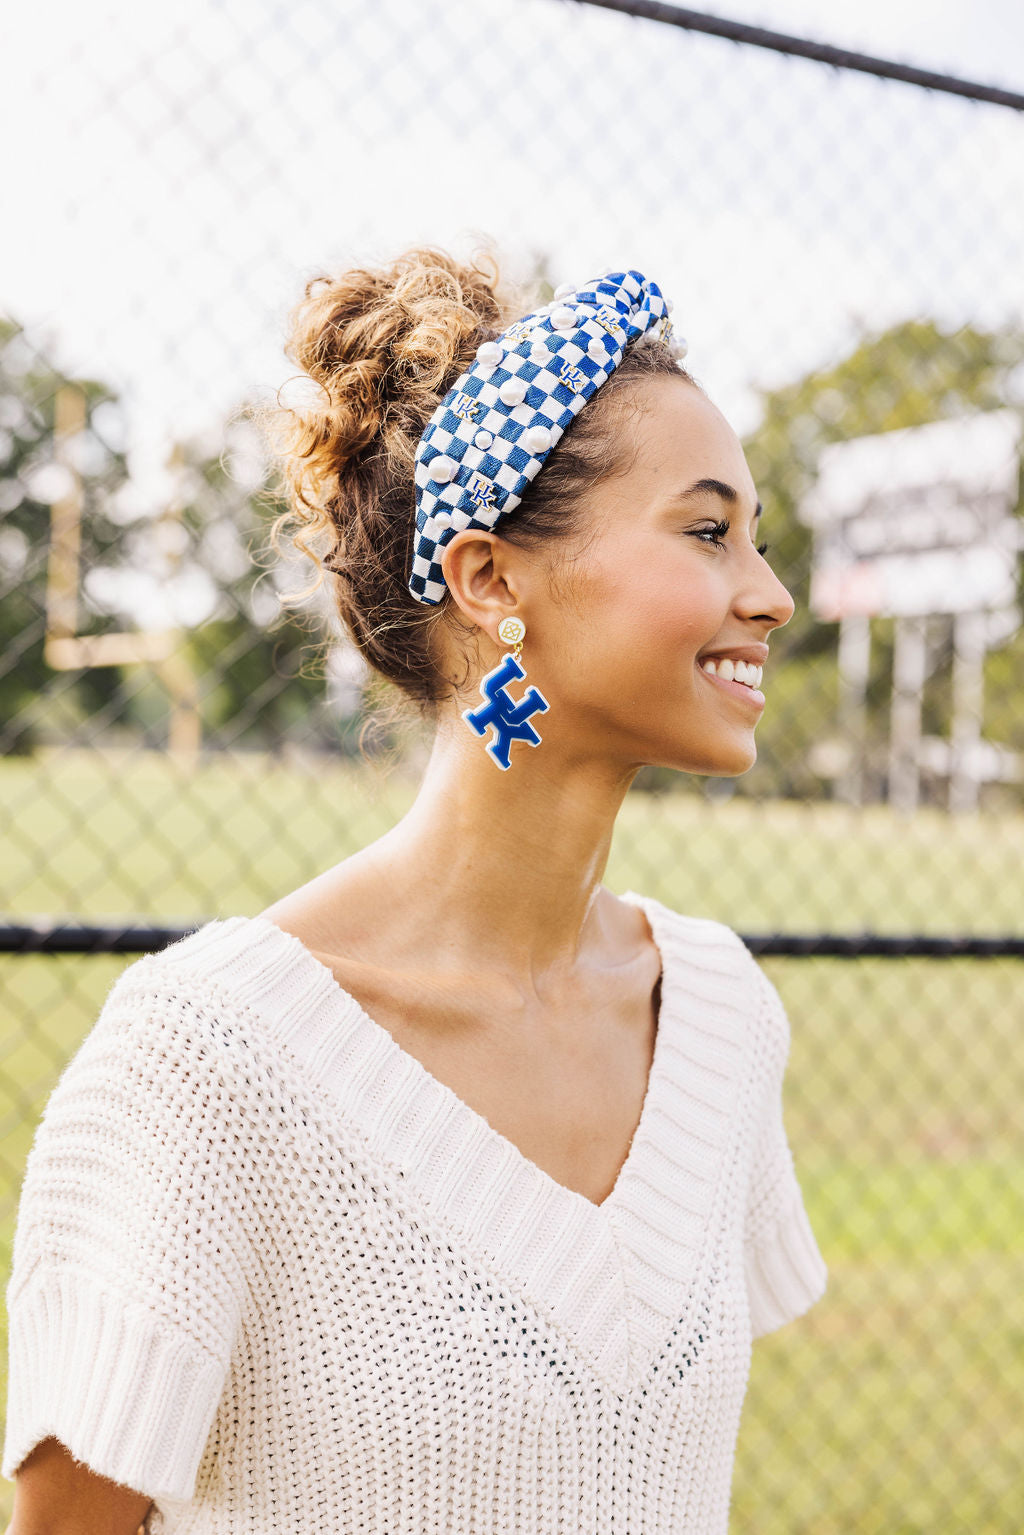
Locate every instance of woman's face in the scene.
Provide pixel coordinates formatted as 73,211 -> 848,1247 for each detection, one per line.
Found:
535,375 -> 795,778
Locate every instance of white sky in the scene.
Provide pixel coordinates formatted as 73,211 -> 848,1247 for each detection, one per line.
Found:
3,0 -> 1023,505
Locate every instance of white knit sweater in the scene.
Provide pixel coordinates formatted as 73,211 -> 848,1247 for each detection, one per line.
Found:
3,892 -> 827,1534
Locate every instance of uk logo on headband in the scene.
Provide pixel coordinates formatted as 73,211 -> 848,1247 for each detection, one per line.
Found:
408,268 -> 688,606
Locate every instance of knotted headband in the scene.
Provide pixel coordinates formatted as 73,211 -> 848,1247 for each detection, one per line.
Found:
408,268 -> 687,605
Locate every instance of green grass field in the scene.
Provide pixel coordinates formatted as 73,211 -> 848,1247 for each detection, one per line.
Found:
1,749 -> 1022,1531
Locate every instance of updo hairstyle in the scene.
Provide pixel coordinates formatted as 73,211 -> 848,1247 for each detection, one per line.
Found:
268,242 -> 696,714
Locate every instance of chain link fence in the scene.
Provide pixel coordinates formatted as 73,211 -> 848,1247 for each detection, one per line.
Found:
3,0 -> 1024,1528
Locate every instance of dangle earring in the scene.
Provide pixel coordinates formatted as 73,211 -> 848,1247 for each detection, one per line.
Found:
461,615 -> 550,771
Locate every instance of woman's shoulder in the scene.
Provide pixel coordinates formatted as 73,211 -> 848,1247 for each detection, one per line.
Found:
619,888 -> 776,1024
71,912 -> 333,1084
618,887 -> 755,965
126,909 -> 330,995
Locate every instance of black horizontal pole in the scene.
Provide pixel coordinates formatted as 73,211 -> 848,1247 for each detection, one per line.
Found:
568,1 -> 1024,111
2,921 -> 1023,960
0,923 -> 201,955
744,933 -> 1024,959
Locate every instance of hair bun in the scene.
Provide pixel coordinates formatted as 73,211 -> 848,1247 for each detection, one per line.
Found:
282,244 -> 515,487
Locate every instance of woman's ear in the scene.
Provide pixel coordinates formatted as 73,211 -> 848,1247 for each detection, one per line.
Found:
441,530 -> 522,639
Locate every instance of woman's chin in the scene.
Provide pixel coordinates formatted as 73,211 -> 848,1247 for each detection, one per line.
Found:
669,738 -> 758,778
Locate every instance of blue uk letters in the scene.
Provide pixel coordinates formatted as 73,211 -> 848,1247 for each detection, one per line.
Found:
462,654 -> 550,770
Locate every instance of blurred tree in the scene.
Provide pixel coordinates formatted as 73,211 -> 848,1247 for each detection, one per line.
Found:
113,411 -> 366,755
0,318 -> 129,754
0,316 -> 365,758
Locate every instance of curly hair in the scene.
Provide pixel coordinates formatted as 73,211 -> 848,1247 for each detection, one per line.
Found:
266,241 -> 698,714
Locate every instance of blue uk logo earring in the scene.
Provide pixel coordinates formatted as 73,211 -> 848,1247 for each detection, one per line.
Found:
462,615 -> 550,771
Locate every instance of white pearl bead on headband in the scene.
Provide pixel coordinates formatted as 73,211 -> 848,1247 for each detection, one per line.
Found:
408,268 -> 688,607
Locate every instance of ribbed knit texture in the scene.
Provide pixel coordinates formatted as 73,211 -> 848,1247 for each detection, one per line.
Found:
3,892 -> 827,1533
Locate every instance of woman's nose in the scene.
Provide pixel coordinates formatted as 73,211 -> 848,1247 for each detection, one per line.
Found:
741,558 -> 795,630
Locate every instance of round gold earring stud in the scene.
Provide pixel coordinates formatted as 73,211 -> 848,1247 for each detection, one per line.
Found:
497,614 -> 526,664
497,615 -> 526,647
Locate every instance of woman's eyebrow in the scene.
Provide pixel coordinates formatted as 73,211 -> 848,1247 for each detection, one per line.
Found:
676,478 -> 763,519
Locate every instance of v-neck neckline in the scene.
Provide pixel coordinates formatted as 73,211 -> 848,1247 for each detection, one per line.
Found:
198,891 -> 755,1391
247,887 -> 667,1217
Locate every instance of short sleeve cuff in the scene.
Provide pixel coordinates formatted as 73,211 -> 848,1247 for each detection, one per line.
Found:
744,1188 -> 829,1339
2,1270 -> 227,1502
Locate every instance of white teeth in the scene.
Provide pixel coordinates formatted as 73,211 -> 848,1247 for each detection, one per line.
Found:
700,657 -> 765,689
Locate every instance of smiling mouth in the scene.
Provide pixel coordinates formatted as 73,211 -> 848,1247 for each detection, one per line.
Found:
697,661 -> 765,708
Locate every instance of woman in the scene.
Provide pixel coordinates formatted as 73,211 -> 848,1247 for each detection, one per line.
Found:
3,248 -> 827,1534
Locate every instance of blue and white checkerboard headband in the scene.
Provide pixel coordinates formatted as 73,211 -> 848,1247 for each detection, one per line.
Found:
408,268 -> 687,605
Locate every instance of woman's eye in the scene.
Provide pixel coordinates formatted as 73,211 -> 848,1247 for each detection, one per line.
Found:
689,521 -> 767,555
692,519 -> 731,547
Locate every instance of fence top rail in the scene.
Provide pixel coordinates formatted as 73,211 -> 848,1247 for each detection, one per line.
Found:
571,1 -> 1024,111
2,922 -> 1023,960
